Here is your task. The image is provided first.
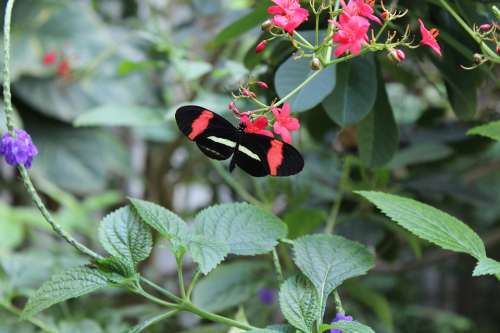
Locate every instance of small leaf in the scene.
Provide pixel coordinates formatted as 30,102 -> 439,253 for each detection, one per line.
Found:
194,203 -> 287,256
293,235 -> 374,315
22,266 -> 108,318
74,105 -> 165,127
322,54 -> 377,127
320,321 -> 376,333
128,311 -> 177,333
279,275 -> 320,333
98,207 -> 153,267
129,198 -> 189,254
275,56 -> 336,112
187,235 -> 229,274
467,121 -> 500,141
473,257 -> 500,277
192,261 -> 266,312
356,191 -> 486,259
357,64 -> 399,168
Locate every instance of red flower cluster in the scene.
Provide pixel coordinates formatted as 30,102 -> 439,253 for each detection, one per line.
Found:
42,51 -> 72,78
332,0 -> 380,57
267,0 -> 309,34
239,103 -> 300,144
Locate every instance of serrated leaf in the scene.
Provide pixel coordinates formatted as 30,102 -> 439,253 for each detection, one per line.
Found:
356,191 -> 486,259
472,257 -> 500,277
74,105 -> 165,127
357,64 -> 399,168
129,198 -> 189,254
322,54 -> 377,127
320,321 -> 375,333
95,256 -> 136,284
192,261 -> 266,312
194,203 -> 287,256
275,56 -> 336,112
467,121 -> 500,141
187,235 -> 229,274
22,266 -> 109,318
98,207 -> 153,267
293,235 -> 374,314
279,275 -> 320,332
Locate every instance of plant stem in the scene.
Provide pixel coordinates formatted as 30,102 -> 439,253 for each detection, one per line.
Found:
1,300 -> 59,333
274,69 -> 323,107
181,302 -> 259,331
272,248 -> 284,283
186,270 -> 201,300
140,276 -> 183,303
135,288 -> 180,309
333,290 -> 345,314
177,256 -> 187,299
324,157 -> 352,234
2,0 -> 16,134
294,31 -> 315,49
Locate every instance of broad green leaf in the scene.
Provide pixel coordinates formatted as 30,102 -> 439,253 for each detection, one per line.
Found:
208,3 -> 269,48
283,208 -> 326,239
472,257 -> 500,277
279,275 -> 320,332
322,54 -> 377,127
95,256 -> 136,283
467,121 -> 500,141
74,105 -> 165,127
129,198 -> 189,254
187,235 -> 229,274
357,63 -> 399,168
387,143 -> 453,169
22,266 -> 109,318
98,207 -> 153,267
192,261 -> 266,313
320,321 -> 375,333
293,235 -> 374,314
59,319 -> 103,333
275,57 -> 336,112
356,191 -> 486,259
194,203 -> 287,256
0,204 -> 24,251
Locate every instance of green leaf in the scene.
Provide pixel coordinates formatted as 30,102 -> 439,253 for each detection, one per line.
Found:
472,257 -> 500,277
174,59 -> 213,81
127,312 -> 176,333
129,198 -> 189,254
22,266 -> 109,318
192,261 -> 266,313
467,121 -> 500,141
59,319 -> 103,333
194,203 -> 287,256
293,235 -> 374,314
208,3 -> 269,48
322,54 -> 377,127
356,191 -> 486,259
357,64 -> 399,168
320,321 -> 375,333
387,143 -> 453,169
283,208 -> 326,239
74,105 -> 165,127
275,57 -> 336,112
187,235 -> 229,274
279,275 -> 320,332
98,207 -> 153,267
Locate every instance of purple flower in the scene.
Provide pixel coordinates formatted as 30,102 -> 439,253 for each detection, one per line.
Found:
331,313 -> 353,333
0,129 -> 38,168
258,288 -> 275,305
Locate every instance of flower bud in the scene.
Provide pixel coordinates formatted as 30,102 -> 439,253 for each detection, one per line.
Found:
228,101 -> 240,115
389,49 -> 406,62
473,53 -> 484,65
255,40 -> 268,53
256,81 -> 269,89
242,88 -> 256,98
261,20 -> 273,32
42,51 -> 57,65
479,23 -> 491,31
310,58 -> 321,70
381,11 -> 390,21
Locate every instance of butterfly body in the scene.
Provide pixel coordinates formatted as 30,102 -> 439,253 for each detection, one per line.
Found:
175,105 -> 304,177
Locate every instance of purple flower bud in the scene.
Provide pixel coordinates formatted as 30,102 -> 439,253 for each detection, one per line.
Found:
0,129 -> 38,168
258,288 -> 275,305
331,313 -> 353,333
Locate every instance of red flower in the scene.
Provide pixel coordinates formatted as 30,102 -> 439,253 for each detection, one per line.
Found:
419,19 -> 442,56
42,52 -> 57,65
241,115 -> 274,138
57,59 -> 71,78
332,14 -> 370,57
340,0 -> 381,24
271,103 -> 300,144
257,81 -> 269,89
268,0 -> 309,34
256,40 -> 268,53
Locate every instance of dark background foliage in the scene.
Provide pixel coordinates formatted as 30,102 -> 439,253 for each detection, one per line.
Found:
0,0 -> 499,332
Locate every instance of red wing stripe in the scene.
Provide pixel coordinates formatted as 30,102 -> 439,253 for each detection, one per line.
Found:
188,111 -> 214,140
267,140 -> 284,176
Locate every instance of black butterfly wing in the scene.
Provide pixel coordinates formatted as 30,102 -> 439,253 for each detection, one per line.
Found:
235,134 -> 304,177
176,105 -> 238,161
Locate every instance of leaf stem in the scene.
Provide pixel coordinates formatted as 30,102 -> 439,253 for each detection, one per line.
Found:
274,69 -> 323,107
324,156 -> 352,234
135,288 -> 180,308
180,302 -> 259,331
140,276 -> 183,303
272,248 -> 284,283
186,270 -> 201,300
294,31 -> 315,49
176,256 -> 187,299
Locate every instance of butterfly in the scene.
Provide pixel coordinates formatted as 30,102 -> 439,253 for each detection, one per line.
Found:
175,105 -> 304,177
